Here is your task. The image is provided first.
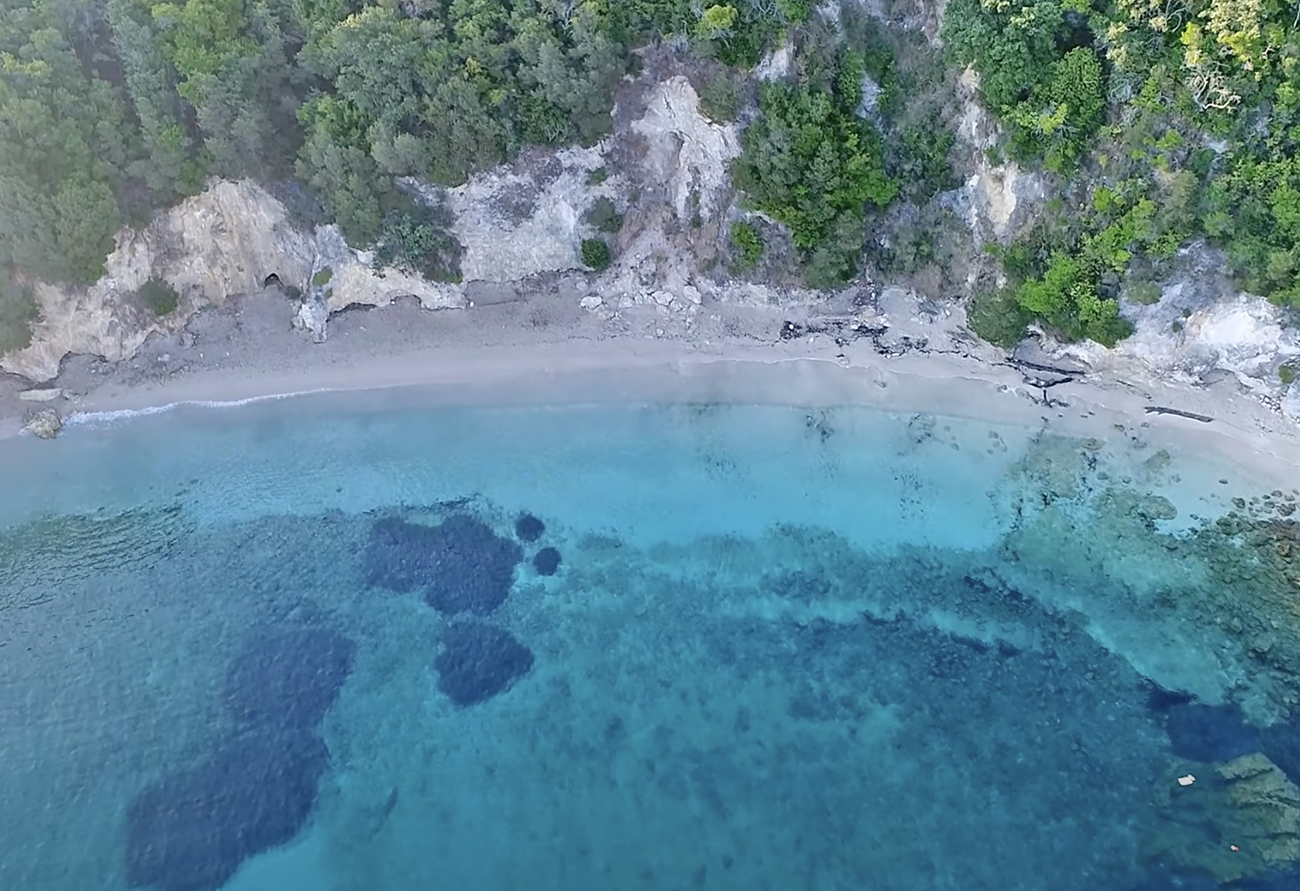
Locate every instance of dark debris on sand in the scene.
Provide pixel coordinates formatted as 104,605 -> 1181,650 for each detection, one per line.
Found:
434,622 -> 534,707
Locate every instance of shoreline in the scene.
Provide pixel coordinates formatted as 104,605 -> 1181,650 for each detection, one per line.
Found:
3,290 -> 1299,494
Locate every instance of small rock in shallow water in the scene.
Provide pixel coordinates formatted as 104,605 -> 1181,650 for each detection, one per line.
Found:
514,512 -> 545,542
24,408 -> 62,439
533,546 -> 562,576
435,623 -> 534,707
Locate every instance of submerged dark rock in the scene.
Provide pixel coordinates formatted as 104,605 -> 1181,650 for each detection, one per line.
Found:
434,623 -> 534,707
362,516 -> 444,592
1145,681 -> 1196,713
532,546 -> 561,576
363,513 -> 523,615
422,514 -> 523,615
224,626 -> 355,732
1261,717 -> 1300,785
514,512 -> 545,542
125,732 -> 329,891
1165,702 -> 1261,762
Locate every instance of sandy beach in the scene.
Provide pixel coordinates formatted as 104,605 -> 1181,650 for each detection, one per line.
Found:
2,288 -> 1298,493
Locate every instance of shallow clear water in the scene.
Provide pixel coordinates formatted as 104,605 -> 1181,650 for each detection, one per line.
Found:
3,391 -> 1300,891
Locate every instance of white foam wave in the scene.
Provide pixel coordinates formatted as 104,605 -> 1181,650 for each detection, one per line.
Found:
64,388 -> 338,427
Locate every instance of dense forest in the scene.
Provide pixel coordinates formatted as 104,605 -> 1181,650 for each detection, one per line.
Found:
1,0 -> 1299,355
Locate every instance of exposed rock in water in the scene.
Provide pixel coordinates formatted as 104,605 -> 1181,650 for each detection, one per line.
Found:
24,408 -> 61,439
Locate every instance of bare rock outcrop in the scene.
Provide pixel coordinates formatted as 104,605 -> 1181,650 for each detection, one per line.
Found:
946,69 -> 1046,252
631,76 -> 740,226
1,181 -> 465,380
1050,244 -> 1300,415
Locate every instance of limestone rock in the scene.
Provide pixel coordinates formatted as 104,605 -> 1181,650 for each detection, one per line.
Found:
423,145 -> 606,284
18,388 -> 62,402
24,409 -> 62,439
948,69 -> 1046,248
631,76 -> 740,225
293,296 -> 329,345
0,181 -> 466,382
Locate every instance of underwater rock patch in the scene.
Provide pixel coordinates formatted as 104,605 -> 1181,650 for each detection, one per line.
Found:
362,516 -> 444,593
514,512 -> 545,542
364,514 -> 523,614
125,731 -> 329,891
533,546 -> 561,576
1262,718 -> 1300,786
1143,752 -> 1300,886
1165,702 -> 1261,763
421,514 -> 523,615
434,622 -> 534,707
224,626 -> 355,732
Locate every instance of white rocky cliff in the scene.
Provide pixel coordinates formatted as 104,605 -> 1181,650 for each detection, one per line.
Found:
0,181 -> 466,382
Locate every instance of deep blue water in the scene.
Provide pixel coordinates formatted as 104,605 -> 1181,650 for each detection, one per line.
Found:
2,392 -> 1299,890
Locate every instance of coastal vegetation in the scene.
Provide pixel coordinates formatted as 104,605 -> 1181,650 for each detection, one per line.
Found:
581,237 -> 612,272
1,0 -> 1299,352
946,0 -> 1300,344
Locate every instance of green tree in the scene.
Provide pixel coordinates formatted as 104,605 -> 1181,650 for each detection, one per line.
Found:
733,74 -> 896,285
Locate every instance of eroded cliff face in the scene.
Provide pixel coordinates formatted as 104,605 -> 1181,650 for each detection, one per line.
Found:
3,52 -> 1299,423
1049,243 -> 1300,417
0,181 -> 465,382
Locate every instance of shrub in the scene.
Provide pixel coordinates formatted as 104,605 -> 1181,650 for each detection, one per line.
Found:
372,192 -> 463,283
136,278 -> 180,316
733,68 -> 897,286
729,221 -> 764,270
0,273 -> 37,354
699,75 -> 741,123
1281,364 -> 1297,385
968,289 -> 1033,348
311,267 -> 333,287
581,238 -> 612,271
588,167 -> 608,186
586,197 -> 624,234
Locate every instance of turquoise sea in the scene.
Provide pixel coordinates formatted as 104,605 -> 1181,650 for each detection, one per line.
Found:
3,385 -> 1300,891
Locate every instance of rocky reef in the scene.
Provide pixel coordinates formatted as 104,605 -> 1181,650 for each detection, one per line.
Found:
1143,753 -> 1300,885
126,731 -> 331,891
363,513 -> 523,616
434,622 -> 535,708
